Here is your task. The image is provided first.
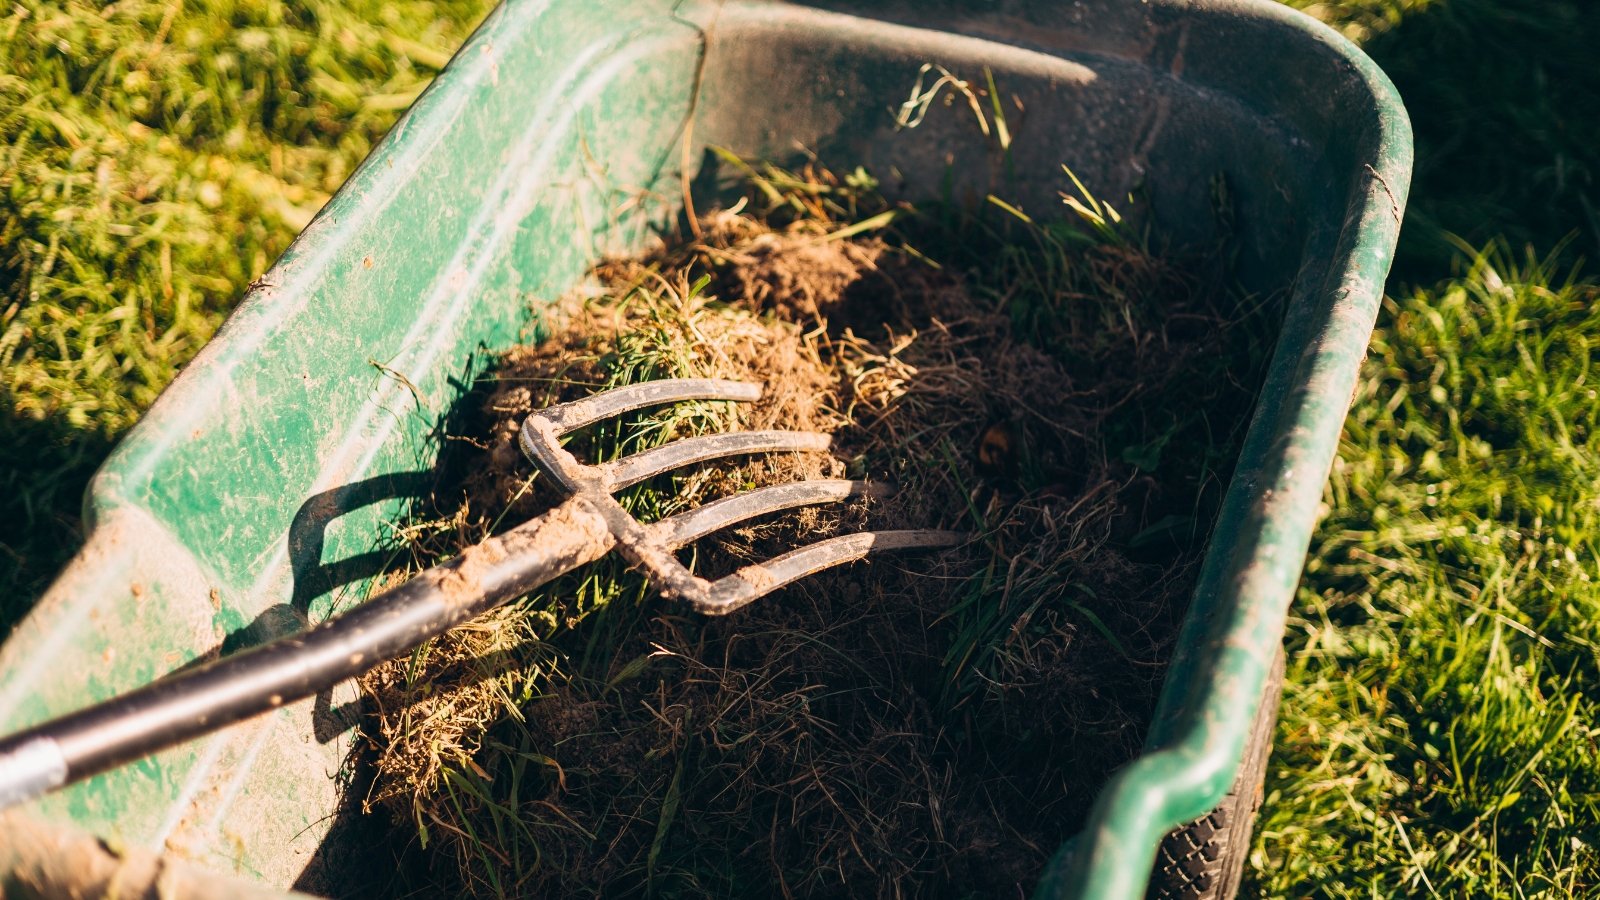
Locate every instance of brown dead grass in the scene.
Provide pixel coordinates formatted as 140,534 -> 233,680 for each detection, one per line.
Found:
358,185 -> 1263,897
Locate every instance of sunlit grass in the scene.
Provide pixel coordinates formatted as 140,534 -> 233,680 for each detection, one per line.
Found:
1253,245 -> 1600,896
0,0 -> 494,621
1255,2 -> 1600,895
1279,0 -> 1441,43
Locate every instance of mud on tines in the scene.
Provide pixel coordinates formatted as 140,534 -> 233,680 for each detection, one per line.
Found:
358,164 -> 1273,898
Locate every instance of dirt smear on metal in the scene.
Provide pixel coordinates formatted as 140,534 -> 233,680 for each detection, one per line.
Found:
357,172 -> 1270,898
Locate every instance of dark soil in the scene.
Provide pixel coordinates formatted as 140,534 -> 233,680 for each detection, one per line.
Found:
359,175 -> 1273,899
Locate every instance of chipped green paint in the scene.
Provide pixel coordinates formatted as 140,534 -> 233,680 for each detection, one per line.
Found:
0,1 -> 1407,896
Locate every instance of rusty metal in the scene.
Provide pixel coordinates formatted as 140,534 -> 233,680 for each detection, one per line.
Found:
518,378 -> 962,613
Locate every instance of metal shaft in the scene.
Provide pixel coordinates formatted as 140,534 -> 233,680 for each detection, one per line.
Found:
0,497 -> 615,810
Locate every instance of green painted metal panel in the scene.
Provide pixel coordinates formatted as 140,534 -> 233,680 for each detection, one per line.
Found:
0,1 -> 1409,896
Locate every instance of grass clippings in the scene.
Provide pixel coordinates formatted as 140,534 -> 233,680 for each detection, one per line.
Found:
357,162 -> 1271,898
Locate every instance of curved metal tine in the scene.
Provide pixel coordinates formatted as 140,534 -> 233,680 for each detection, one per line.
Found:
695,529 -> 967,615
519,379 -> 764,496
651,480 -> 891,549
528,379 -> 762,435
601,431 -> 832,492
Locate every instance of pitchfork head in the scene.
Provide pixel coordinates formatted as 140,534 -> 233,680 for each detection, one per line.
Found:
518,378 -> 962,615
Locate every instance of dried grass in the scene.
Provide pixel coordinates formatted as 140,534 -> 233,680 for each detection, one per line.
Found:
357,162 -> 1271,898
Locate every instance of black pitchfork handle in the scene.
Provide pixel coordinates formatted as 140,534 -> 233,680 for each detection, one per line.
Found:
0,496 -> 617,810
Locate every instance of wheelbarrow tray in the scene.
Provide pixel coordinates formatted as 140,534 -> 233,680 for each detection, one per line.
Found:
0,1 -> 1409,897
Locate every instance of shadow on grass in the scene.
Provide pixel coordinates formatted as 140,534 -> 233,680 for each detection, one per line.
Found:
1363,0 -> 1600,282
0,408 -> 112,634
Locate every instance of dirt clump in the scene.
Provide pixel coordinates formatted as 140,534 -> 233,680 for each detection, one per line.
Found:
358,173 -> 1268,898
726,230 -> 886,320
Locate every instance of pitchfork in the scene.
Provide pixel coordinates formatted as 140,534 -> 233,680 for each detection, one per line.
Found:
0,378 -> 962,808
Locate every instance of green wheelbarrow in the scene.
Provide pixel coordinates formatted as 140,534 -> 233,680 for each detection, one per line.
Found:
0,1 -> 1409,897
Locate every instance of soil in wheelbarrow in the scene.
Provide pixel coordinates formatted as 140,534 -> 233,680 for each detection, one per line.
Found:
356,161 -> 1277,898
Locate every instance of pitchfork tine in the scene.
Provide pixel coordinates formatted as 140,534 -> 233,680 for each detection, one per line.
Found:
652,479 -> 891,549
602,430 -> 832,491
694,529 -> 967,615
529,378 -> 762,434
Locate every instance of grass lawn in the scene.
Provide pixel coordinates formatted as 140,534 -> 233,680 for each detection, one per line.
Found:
1259,1 -> 1600,896
3,0 -> 1599,896
0,0 -> 497,620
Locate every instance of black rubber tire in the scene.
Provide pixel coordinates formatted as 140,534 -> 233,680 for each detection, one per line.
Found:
1146,649 -> 1286,900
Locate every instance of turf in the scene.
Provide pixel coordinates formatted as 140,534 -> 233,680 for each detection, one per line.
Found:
1252,246 -> 1600,896
1287,0 -> 1600,278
